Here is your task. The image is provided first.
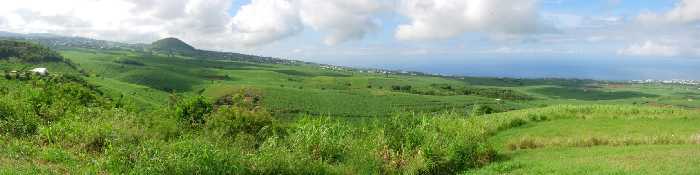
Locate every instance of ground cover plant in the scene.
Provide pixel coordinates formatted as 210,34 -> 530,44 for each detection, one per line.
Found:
2,41 -> 700,174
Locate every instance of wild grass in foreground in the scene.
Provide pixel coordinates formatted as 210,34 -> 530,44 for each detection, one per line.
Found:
466,105 -> 700,175
2,74 -> 700,174
0,77 -> 498,174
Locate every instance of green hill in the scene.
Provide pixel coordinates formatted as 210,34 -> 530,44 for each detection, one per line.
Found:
0,40 -> 64,62
151,37 -> 196,53
1,39 -> 700,174
0,40 -> 81,75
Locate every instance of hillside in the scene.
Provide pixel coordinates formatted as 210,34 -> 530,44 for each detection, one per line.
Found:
469,105 -> 700,174
151,37 -> 196,53
1,38 -> 700,174
0,40 -> 82,75
0,40 -> 64,62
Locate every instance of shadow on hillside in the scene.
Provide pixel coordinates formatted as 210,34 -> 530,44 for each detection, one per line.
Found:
530,87 -> 658,101
272,69 -> 351,77
120,70 -> 200,92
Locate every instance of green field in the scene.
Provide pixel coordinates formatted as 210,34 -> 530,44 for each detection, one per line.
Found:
2,40 -> 700,174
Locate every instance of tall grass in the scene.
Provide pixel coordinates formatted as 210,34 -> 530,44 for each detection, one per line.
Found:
2,75 -> 700,174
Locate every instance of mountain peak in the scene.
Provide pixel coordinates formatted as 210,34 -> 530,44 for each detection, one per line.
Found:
151,37 -> 195,52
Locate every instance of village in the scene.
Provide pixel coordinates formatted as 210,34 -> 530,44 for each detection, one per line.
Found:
630,79 -> 700,86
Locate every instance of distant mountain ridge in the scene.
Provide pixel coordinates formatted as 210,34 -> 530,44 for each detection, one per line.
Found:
0,31 -> 303,65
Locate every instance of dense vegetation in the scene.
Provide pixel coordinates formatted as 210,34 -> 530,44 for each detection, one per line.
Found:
2,40 -> 700,174
0,40 -> 64,62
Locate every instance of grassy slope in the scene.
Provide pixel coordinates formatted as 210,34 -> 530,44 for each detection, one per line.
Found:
467,105 -> 700,174
5,47 -> 700,173
59,48 -> 530,115
471,145 -> 700,175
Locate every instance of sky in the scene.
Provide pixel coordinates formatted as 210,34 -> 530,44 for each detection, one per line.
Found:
1,0 -> 700,80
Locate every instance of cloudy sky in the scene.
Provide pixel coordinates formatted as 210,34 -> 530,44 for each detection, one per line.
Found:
1,0 -> 700,79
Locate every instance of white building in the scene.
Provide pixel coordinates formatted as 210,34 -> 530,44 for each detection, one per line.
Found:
30,68 -> 48,76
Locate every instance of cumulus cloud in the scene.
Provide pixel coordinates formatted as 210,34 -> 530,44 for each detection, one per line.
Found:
0,0 -> 227,43
637,0 -> 700,25
124,0 -> 189,20
0,0 -> 387,47
395,0 -> 546,41
230,0 -> 387,46
0,0 -> 568,49
617,41 -> 681,57
230,0 -> 303,46
298,0 -> 385,45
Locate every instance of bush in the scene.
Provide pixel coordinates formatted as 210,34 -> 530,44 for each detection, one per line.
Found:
206,106 -> 276,143
0,101 -> 39,136
175,96 -> 213,127
391,85 -> 413,92
378,115 -> 497,174
471,104 -> 495,116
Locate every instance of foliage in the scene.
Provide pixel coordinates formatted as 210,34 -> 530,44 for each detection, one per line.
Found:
531,86 -> 657,100
175,95 -> 213,127
3,42 -> 700,174
460,87 -> 533,101
0,40 -> 64,62
114,58 -> 145,66
471,104 -> 495,116
0,100 -> 39,137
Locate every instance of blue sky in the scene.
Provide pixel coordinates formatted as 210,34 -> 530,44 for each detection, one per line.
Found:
1,0 -> 699,80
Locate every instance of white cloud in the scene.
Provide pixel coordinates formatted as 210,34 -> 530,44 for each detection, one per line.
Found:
617,41 -> 681,57
123,0 -> 188,20
230,0 -> 303,46
637,0 -> 700,25
0,0 -> 389,48
230,0 -> 387,46
298,0 -> 385,45
395,0 -> 546,41
0,0 -> 233,43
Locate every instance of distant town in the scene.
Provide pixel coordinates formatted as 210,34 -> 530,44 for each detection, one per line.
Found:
630,79 -> 700,85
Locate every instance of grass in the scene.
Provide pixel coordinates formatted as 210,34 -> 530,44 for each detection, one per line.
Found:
530,86 -> 658,101
3,46 -> 700,174
469,145 -> 700,175
493,118 -> 700,150
2,73 -> 700,174
461,104 -> 700,174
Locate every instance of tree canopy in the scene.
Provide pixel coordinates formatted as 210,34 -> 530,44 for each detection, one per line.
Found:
0,40 -> 64,62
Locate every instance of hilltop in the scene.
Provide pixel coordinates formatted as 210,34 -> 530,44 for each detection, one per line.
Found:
151,37 -> 196,53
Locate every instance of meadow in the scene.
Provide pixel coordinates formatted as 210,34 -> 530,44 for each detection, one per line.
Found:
2,41 -> 700,174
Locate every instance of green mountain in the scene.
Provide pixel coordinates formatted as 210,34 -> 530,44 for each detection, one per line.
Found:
151,37 -> 196,52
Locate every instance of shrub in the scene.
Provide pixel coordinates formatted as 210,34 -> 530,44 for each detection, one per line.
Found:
206,106 -> 276,143
0,101 -> 39,136
471,104 -> 495,116
175,96 -> 213,127
375,115 -> 497,174
391,85 -> 413,92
